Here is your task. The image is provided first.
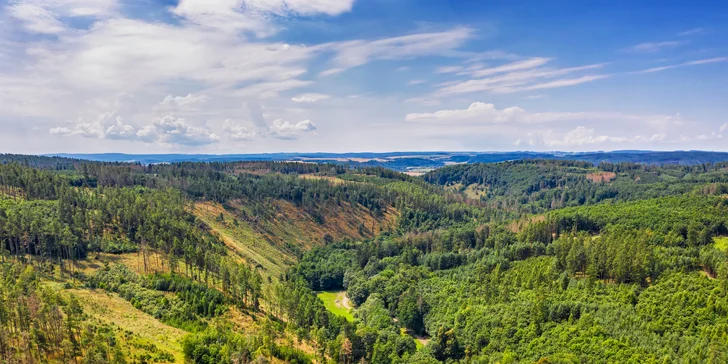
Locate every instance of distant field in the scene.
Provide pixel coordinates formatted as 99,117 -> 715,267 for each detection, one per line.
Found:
715,236 -> 728,252
317,291 -> 354,322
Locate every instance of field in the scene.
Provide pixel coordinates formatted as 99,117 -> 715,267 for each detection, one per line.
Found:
317,291 -> 354,322
715,236 -> 728,252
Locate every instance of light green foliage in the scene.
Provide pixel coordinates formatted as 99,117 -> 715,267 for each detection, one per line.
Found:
715,236 -> 728,252
317,291 -> 354,322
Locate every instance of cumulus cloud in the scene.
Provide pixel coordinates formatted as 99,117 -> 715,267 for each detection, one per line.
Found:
49,111 -> 219,146
160,94 -> 209,107
269,119 -> 317,139
143,115 -> 219,146
405,102 -> 670,126
292,93 -> 330,103
406,102 -> 525,123
543,126 -> 666,147
104,116 -> 137,140
223,120 -> 259,141
49,111 -> 120,138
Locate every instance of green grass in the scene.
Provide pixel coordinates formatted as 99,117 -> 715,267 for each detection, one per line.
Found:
715,236 -> 728,252
317,291 -> 354,322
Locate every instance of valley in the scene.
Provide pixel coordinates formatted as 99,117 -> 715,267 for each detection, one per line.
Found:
1,156 -> 728,363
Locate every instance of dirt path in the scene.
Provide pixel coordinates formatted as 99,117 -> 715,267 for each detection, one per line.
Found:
337,291 -> 353,310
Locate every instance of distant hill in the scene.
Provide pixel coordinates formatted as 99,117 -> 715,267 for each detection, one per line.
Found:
46,150 -> 728,172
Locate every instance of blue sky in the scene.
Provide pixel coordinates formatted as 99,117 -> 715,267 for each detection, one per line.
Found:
0,0 -> 726,153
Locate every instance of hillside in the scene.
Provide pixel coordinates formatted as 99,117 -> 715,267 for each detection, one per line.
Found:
194,198 -> 396,279
2,157 -> 728,363
0,159 -> 435,363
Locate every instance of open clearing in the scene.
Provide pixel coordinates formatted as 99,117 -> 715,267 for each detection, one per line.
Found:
715,236 -> 728,252
67,288 -> 185,362
317,291 -> 354,322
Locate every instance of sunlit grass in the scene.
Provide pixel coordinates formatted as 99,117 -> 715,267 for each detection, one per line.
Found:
317,291 -> 354,322
714,236 -> 728,252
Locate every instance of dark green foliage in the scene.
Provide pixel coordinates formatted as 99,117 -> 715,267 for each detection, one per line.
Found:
425,159 -> 728,214
0,262 -> 131,363
88,264 -> 228,332
5,156 -> 728,363
181,323 -> 312,364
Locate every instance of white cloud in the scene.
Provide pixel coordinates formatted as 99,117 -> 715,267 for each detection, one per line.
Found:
325,27 -> 473,70
406,102 -> 684,130
544,126 -> 627,146
543,126 -> 666,147
470,58 -> 551,77
223,120 -> 259,141
244,0 -> 355,16
105,116 -> 137,140
501,74 -> 609,93
8,3 -> 66,34
160,94 -> 209,107
678,28 -> 706,36
633,57 -> 728,74
319,68 -> 345,77
437,62 -> 608,95
292,93 -> 331,103
8,0 -> 117,34
142,115 -> 220,146
436,66 -> 464,73
720,123 -> 728,135
269,119 -> 317,139
626,41 -> 683,52
49,111 -> 220,146
408,80 -> 425,85
525,95 -> 545,99
48,111 -> 119,138
406,102 -> 525,122
171,0 -> 354,36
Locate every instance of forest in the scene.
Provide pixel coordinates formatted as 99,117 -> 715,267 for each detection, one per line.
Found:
1,154 -> 728,363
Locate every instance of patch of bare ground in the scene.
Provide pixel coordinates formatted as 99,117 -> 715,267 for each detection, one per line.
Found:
586,171 -> 617,183
508,214 -> 547,233
298,174 -> 347,185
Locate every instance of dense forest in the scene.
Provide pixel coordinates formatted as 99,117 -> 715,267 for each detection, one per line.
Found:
1,156 -> 728,363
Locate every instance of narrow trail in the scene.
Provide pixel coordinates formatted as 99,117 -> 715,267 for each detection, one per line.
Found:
337,291 -> 353,310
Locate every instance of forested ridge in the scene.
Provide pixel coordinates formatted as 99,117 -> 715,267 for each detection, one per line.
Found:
1,156 -> 728,363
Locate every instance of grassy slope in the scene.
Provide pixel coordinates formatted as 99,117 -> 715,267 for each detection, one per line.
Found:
195,202 -> 295,279
195,198 -> 397,280
68,288 -> 186,362
42,265 -> 186,363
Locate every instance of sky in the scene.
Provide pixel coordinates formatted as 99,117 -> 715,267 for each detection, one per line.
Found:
0,0 -> 727,154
